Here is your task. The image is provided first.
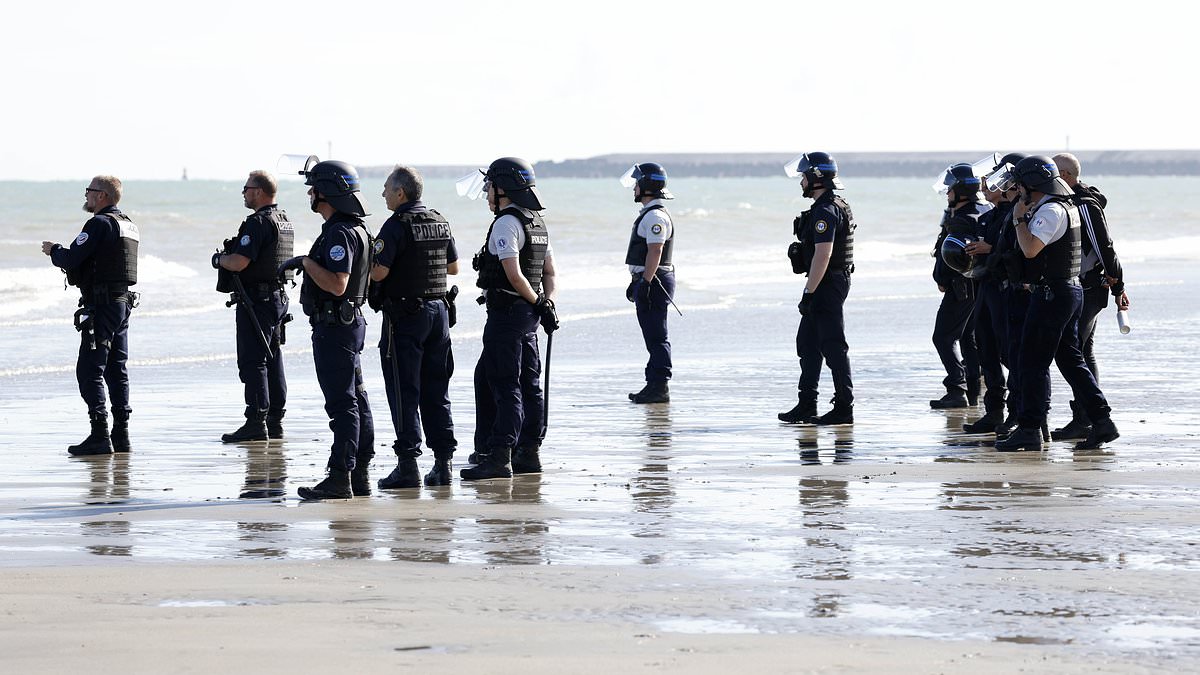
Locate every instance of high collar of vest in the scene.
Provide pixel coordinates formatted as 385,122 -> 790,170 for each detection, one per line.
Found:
393,200 -> 426,215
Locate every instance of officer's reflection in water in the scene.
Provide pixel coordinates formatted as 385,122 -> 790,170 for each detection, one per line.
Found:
82,454 -> 132,558
240,445 -> 288,500
797,474 -> 851,619
796,425 -> 854,465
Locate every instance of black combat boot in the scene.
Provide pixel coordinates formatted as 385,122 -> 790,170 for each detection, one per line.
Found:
111,415 -> 131,453
378,457 -> 420,489
930,389 -> 969,409
222,410 -> 268,443
424,451 -> 454,487
1074,418 -> 1119,450
467,450 -> 482,465
963,401 -> 1004,433
266,409 -> 285,440
351,461 -> 372,497
966,378 -> 981,407
812,399 -> 853,426
68,413 -> 113,456
297,469 -> 353,500
995,410 -> 1018,439
1051,400 -> 1092,441
995,426 -> 1044,452
778,396 -> 818,424
512,446 -> 543,475
629,380 -> 670,404
460,447 -> 513,481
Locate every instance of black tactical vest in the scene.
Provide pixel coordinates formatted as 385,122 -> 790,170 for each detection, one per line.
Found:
242,206 -> 295,285
88,209 -> 139,289
300,217 -> 371,316
1030,198 -> 1082,282
475,207 -> 548,295
624,204 -> 674,267
794,194 -> 855,277
383,209 -> 452,298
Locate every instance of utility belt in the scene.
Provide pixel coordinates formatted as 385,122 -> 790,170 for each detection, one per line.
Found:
83,284 -> 134,302
382,294 -> 444,315
231,283 -> 285,304
307,299 -> 363,326
478,289 -> 527,310
1027,278 -> 1080,302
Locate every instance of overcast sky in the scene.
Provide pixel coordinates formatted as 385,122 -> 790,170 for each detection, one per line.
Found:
6,0 -> 1197,180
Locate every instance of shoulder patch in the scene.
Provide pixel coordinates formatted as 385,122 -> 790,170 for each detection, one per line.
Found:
372,239 -> 384,255
496,237 -> 508,249
74,232 -> 89,246
329,245 -> 347,262
239,234 -> 251,246
815,220 -> 829,234
650,223 -> 663,235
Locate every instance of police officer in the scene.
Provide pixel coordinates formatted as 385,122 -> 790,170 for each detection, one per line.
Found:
1049,153 -> 1129,440
279,160 -> 376,499
777,152 -> 855,425
370,165 -> 459,489
461,157 -> 559,480
212,170 -> 293,443
42,175 -> 139,456
961,156 -> 1022,433
929,163 -> 987,409
622,162 -> 675,404
991,156 -> 1118,451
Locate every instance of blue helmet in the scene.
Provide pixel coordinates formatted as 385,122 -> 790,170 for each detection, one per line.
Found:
785,152 -> 844,191
303,160 -> 370,217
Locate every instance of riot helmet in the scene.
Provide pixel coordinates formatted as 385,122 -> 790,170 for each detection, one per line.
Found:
620,162 -> 674,201
486,157 -> 545,211
985,152 -> 1030,193
784,152 -> 844,196
934,163 -> 983,201
1011,155 -> 1074,196
940,233 -> 980,277
303,160 -> 370,217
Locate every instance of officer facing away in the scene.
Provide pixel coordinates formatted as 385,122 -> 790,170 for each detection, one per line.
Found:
778,152 -> 856,425
370,165 -> 460,489
621,162 -> 676,404
42,175 -> 140,456
929,163 -> 988,409
1049,152 -> 1129,441
278,160 -> 376,499
459,157 -> 559,480
989,156 -> 1118,452
212,170 -> 294,443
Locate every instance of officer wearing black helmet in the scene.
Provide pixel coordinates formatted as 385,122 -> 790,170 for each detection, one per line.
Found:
621,162 -> 675,404
929,163 -> 987,410
458,157 -> 559,480
278,159 -> 376,499
42,175 -> 139,456
778,152 -> 855,425
990,156 -> 1118,451
1049,153 -> 1129,441
212,170 -> 294,443
370,165 -> 459,489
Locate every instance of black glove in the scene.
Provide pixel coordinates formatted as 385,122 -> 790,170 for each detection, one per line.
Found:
211,250 -> 223,270
798,290 -> 814,316
626,276 -> 650,303
277,256 -> 306,280
534,294 -> 560,334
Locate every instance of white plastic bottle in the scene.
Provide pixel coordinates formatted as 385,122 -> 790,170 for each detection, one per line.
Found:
1117,309 -> 1131,335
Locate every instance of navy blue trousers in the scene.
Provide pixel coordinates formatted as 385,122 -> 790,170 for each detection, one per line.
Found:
1016,281 -> 1111,428
77,297 -> 132,419
973,281 -> 1008,408
312,316 -> 374,471
796,270 -> 853,404
474,298 -> 544,452
1004,287 -> 1031,416
236,290 -> 287,417
932,286 -> 979,392
379,300 -> 457,459
635,269 -> 674,382
1076,284 -> 1109,381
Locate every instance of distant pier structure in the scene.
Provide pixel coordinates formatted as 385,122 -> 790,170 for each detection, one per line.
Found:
181,168 -> 189,181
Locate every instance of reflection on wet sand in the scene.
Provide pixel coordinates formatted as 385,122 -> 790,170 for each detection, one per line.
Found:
239,445 -> 287,500
796,425 -> 853,465
467,476 -> 549,565
80,454 -> 131,557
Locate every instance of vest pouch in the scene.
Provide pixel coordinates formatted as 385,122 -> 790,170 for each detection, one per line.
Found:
787,241 -> 806,274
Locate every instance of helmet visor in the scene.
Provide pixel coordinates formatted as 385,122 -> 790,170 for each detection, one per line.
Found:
278,154 -> 320,177
619,165 -> 640,188
986,163 -> 1018,192
456,170 -> 489,200
783,154 -> 806,178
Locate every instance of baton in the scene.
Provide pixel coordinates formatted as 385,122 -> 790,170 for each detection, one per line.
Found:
386,313 -> 406,440
541,330 -> 553,439
230,274 -> 275,359
653,275 -> 683,317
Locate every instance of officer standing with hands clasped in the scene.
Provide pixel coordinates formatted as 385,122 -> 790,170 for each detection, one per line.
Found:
43,175 -> 140,456
988,156 -> 1118,451
212,170 -> 293,443
621,162 -> 675,404
778,152 -> 855,425
370,165 -> 460,489
278,159 -> 376,499
457,157 -> 559,480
